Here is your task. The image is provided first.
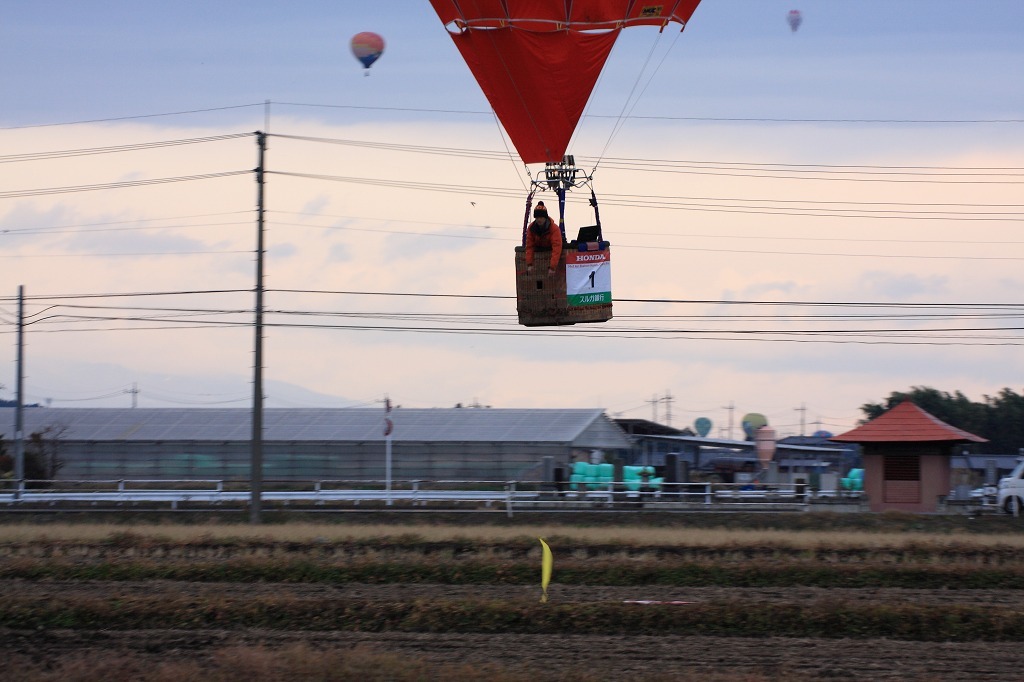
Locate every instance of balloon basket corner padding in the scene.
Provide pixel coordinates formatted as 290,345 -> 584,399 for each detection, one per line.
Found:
515,247 -> 612,327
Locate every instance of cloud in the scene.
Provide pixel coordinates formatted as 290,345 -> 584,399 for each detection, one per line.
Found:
856,271 -> 949,299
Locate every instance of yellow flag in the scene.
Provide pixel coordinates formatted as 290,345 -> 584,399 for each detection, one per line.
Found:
539,537 -> 552,603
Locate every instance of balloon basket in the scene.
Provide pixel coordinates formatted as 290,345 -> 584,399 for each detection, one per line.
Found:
514,247 -> 612,327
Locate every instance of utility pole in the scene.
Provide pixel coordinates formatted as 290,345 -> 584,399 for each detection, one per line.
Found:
795,403 -> 807,437
383,395 -> 393,506
14,286 -> 25,500
250,130 -> 266,525
723,401 -> 735,439
647,394 -> 659,423
127,382 -> 139,408
662,389 -> 674,427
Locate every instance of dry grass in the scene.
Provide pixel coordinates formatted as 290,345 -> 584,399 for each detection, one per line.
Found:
2,520 -> 1024,550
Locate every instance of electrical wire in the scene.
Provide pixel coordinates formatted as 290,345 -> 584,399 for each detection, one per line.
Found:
8,300 -> 1024,346
267,132 -> 1024,175
4,101 -> 1021,133
0,133 -> 253,163
0,170 -> 251,199
0,104 -> 265,130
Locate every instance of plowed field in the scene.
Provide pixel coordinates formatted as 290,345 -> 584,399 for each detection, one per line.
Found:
2,514 -> 1024,681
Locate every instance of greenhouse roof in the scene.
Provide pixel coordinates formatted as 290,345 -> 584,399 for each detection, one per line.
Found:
0,407 -> 630,447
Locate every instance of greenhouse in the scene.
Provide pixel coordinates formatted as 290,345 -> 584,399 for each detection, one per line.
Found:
0,407 -> 632,482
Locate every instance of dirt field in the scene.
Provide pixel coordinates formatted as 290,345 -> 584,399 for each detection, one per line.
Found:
3,580 -> 1023,681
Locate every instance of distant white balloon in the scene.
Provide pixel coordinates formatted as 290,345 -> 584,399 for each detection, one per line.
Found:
787,9 -> 803,32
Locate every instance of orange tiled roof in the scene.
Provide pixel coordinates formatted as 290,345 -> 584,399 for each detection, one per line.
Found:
830,400 -> 987,443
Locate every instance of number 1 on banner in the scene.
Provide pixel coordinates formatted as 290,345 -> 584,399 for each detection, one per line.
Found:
566,250 -> 611,306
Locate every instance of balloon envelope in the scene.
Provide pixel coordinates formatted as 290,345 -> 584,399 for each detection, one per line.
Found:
694,417 -> 712,438
429,1 -> 703,164
351,32 -> 385,69
741,413 -> 768,439
754,426 -> 777,468
787,10 -> 802,32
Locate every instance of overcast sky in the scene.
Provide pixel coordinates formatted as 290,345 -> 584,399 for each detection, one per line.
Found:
2,1 -> 1023,438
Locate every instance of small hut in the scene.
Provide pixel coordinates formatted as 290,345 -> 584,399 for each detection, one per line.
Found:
830,401 -> 986,512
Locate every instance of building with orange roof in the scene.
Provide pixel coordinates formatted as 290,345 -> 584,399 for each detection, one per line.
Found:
831,400 -> 986,512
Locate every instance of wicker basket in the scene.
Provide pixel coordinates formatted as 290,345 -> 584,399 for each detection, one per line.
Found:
514,246 -> 613,326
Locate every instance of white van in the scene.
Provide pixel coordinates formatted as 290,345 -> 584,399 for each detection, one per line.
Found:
997,458 -> 1024,514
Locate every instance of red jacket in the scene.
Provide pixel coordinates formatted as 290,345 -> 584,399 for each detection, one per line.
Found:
525,217 -> 563,271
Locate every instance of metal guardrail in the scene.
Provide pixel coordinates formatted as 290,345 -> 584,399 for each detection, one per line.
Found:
0,479 -> 869,515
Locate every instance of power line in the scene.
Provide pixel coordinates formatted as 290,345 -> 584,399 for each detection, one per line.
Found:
10,301 -> 1024,326
0,211 -> 251,237
601,114 -> 1024,125
271,211 -> 1024,244
0,104 -> 265,130
0,289 -> 251,302
8,208 -> 1023,247
0,249 -> 250,259
268,132 -> 1024,176
272,101 -> 1024,125
9,318 -> 1020,345
8,304 -> 1024,344
6,287 -> 1023,311
268,170 -> 1024,224
0,170 -> 251,200
0,133 -> 253,163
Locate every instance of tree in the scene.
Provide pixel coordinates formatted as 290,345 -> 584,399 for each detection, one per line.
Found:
860,386 -> 1024,454
0,434 -> 9,478
0,423 -> 66,485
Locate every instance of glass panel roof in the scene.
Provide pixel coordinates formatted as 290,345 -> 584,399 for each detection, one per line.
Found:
1,407 -> 628,447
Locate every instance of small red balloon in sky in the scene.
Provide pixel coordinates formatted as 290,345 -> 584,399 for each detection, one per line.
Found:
351,32 -> 385,73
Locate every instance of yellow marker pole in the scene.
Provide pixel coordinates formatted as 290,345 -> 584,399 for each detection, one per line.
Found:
539,537 -> 552,603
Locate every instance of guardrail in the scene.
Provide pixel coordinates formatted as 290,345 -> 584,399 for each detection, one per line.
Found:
0,479 -> 870,515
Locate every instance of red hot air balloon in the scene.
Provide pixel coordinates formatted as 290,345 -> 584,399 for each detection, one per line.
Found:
429,1 -> 703,165
430,2 -> 704,327
351,32 -> 385,74
787,10 -> 803,32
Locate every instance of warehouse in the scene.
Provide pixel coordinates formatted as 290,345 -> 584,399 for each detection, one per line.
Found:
0,407 -> 632,482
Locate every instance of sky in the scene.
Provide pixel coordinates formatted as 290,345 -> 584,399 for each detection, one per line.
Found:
2,1 -> 1023,439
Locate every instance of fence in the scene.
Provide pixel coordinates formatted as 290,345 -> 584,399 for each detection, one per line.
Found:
0,478 -> 874,515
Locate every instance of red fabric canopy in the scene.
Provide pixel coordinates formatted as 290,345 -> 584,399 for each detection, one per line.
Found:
430,1 -> 703,164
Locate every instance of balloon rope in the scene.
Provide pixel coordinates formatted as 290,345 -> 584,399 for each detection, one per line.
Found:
591,188 -> 602,241
592,29 -> 683,175
522,189 -> 535,246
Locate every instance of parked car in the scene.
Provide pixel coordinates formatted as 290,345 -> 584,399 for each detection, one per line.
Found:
997,458 -> 1024,514
694,456 -> 759,484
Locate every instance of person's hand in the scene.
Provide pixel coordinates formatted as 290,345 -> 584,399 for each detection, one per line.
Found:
547,267 -> 556,276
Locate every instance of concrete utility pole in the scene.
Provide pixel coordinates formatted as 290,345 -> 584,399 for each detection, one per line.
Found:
14,286 -> 25,499
795,403 -> 807,437
250,130 -> 267,524
662,389 -> 674,427
723,401 -> 735,439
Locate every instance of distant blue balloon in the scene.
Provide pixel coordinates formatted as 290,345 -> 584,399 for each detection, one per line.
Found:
694,417 -> 712,437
